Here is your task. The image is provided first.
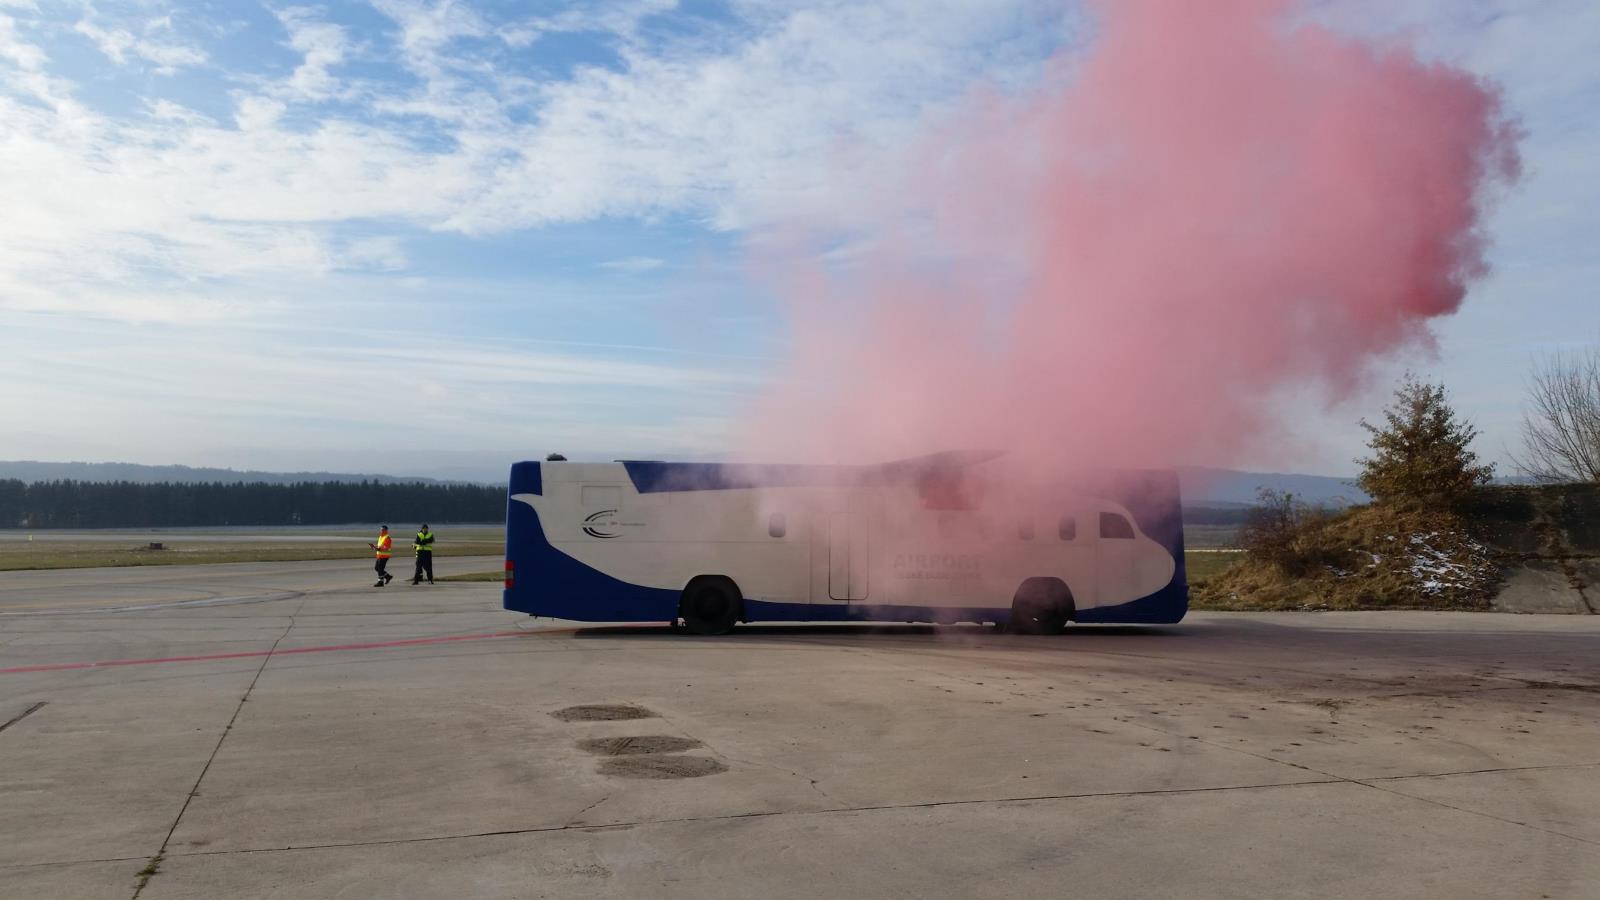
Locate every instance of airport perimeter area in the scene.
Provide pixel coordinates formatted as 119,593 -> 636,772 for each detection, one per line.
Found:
2,560 -> 1597,899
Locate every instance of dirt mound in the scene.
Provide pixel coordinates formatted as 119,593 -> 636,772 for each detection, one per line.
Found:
1194,505 -> 1499,610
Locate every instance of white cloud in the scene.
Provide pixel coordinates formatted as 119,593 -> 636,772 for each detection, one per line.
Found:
598,256 -> 667,272
500,0 -> 678,47
73,14 -> 206,74
0,314 -> 749,465
340,236 -> 409,271
276,7 -> 347,100
0,13 -> 45,71
1,0 -> 1067,325
2,0 -> 1593,469
371,0 -> 487,53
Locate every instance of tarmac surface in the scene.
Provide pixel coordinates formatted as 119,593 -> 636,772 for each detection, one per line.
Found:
2,560 -> 1598,899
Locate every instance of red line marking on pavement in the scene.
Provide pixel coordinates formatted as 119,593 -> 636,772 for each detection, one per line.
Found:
0,627 -> 588,675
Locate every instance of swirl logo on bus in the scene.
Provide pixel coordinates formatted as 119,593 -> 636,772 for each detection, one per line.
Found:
583,510 -> 622,539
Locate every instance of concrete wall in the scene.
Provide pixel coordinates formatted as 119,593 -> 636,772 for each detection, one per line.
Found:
1462,484 -> 1600,614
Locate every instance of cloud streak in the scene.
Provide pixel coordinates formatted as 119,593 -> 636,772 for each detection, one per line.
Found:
0,1 -> 1595,471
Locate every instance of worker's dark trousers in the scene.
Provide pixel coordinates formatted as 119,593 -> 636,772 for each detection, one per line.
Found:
413,552 -> 433,584
374,557 -> 390,581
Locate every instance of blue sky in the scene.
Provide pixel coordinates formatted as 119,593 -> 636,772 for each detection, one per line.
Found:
0,0 -> 1595,480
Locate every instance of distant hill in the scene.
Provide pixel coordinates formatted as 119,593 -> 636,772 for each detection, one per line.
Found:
0,459 -> 1475,507
1178,467 -> 1366,508
0,461 -> 486,486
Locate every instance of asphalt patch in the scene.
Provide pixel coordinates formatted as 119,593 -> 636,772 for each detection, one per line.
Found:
597,755 -> 728,779
580,735 -> 703,756
551,704 -> 659,722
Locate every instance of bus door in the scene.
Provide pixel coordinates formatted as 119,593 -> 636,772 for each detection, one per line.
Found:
1096,510 -> 1138,606
828,510 -> 870,601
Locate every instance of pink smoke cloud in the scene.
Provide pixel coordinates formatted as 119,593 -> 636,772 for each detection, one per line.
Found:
741,0 -> 1520,475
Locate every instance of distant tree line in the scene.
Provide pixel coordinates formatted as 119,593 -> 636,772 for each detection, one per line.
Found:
0,480 -> 504,529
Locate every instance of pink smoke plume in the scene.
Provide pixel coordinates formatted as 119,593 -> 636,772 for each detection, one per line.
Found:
741,0 -> 1520,475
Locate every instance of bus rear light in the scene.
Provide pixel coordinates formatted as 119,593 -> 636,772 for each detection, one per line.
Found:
504,560 -> 515,589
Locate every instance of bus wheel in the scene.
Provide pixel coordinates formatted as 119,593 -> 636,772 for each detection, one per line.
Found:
1010,578 -> 1073,635
680,577 -> 743,636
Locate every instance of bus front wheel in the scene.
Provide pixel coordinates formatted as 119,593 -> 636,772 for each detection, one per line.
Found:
679,577 -> 743,635
1010,578 -> 1073,635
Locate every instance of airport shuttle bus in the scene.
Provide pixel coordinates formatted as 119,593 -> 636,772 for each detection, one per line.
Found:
502,453 -> 1188,634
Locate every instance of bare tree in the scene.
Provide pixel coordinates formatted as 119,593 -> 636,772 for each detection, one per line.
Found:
1516,349 -> 1600,483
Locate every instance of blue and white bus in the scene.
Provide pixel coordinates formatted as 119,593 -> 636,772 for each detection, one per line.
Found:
502,452 -> 1187,634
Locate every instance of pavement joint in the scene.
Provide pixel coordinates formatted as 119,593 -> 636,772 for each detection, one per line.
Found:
1115,707 -> 1600,848
1368,761 -> 1600,783
0,591 -> 305,617
0,776 -> 1369,872
841,634 -> 1600,855
161,776 -> 1350,861
129,593 -> 306,900
0,700 -> 47,734
1350,776 -> 1600,848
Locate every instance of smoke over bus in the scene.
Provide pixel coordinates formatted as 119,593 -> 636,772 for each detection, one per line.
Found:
738,0 -> 1520,479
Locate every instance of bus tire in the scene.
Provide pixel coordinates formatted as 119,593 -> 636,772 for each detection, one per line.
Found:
1010,577 -> 1073,635
680,576 -> 743,636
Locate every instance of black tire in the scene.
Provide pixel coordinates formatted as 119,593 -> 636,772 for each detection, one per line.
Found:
1010,578 -> 1073,635
679,577 -> 743,636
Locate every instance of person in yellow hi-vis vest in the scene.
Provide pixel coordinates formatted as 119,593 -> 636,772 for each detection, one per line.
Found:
411,524 -> 435,585
368,525 -> 394,587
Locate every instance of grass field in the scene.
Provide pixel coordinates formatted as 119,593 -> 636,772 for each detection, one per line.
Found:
1184,549 -> 1246,584
1182,524 -> 1242,549
436,570 -> 506,583
0,532 -> 504,572
4,528 -> 1248,598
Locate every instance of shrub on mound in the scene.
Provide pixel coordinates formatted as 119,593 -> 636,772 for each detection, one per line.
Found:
1193,504 -> 1499,610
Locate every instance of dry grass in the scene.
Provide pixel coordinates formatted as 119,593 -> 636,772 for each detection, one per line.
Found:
1191,504 -> 1499,611
1185,550 -> 1246,583
0,540 -> 503,571
434,570 -> 505,583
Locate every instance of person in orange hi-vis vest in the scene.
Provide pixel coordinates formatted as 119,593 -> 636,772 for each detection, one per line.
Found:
369,525 -> 394,587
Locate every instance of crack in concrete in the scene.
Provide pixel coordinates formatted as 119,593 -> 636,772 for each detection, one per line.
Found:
164,777 -> 1350,860
0,701 -> 46,734
565,796 -> 610,827
833,642 -> 1600,853
7,759 -> 1597,873
0,591 -> 306,618
1113,709 -> 1600,848
128,593 -> 307,899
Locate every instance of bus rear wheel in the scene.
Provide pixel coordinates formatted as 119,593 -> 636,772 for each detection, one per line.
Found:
1010,578 -> 1073,635
679,577 -> 743,636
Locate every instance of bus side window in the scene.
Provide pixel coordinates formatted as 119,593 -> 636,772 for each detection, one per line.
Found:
1099,512 -> 1135,540
581,485 -> 621,509
769,513 -> 787,539
1058,516 -> 1076,541
1019,520 -> 1035,540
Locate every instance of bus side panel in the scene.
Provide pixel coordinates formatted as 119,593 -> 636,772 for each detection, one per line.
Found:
502,479 -> 678,622
1075,471 -> 1189,624
745,598 -> 1000,624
